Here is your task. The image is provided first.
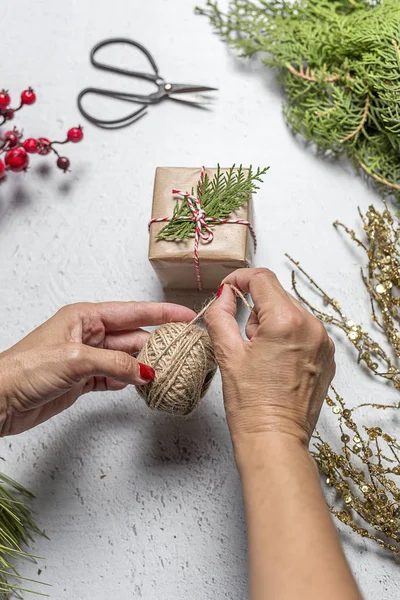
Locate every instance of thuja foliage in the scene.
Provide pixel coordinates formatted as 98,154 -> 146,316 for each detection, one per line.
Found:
157,165 -> 268,240
197,0 -> 400,198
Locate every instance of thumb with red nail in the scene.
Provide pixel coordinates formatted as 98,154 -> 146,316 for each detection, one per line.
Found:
138,362 -> 155,383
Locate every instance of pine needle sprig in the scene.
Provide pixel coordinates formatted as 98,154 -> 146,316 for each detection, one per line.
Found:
0,471 -> 48,598
156,164 -> 268,241
197,0 -> 400,199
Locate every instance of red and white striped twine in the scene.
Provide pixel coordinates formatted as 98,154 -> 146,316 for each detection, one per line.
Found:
149,166 -> 256,291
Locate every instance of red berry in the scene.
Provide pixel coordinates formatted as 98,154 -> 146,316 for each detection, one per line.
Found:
21,88 -> 36,105
67,126 -> 83,143
57,156 -> 70,172
0,160 -> 5,179
23,138 -> 39,153
5,147 -> 29,172
37,137 -> 51,155
0,91 -> 10,109
4,130 -> 19,148
3,109 -> 14,120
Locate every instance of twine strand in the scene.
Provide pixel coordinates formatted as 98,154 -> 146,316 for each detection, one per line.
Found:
192,284 -> 253,324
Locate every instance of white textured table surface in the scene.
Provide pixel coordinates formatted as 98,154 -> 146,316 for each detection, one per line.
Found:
0,1 -> 398,598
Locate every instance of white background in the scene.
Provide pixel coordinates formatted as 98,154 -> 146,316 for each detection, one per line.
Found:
0,1 -> 398,598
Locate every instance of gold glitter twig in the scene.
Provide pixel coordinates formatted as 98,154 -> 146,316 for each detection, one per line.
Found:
288,205 -> 400,555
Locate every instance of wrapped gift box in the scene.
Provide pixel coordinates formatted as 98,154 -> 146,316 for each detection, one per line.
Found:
148,167 -> 254,290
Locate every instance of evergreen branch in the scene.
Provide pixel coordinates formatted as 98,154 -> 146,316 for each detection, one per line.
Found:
198,0 -> 400,200
285,64 -> 341,83
156,165 -> 268,241
286,63 -> 356,84
340,95 -> 370,142
356,155 -> 400,192
0,471 -> 46,598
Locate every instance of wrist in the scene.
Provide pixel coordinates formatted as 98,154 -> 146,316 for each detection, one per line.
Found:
226,408 -> 312,449
0,393 -> 9,438
0,355 -> 14,437
232,431 -> 314,478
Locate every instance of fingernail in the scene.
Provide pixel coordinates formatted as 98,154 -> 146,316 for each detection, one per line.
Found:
138,363 -> 155,382
216,283 -> 224,298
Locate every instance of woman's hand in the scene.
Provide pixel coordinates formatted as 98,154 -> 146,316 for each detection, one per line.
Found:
205,270 -> 362,600
0,301 -> 195,436
204,268 -> 335,448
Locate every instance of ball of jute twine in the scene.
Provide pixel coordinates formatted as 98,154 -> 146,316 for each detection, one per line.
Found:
136,285 -> 252,416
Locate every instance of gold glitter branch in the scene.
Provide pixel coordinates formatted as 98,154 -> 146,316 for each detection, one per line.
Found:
286,255 -> 400,387
286,204 -> 400,556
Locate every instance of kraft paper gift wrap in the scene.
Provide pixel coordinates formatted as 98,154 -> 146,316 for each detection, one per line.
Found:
148,167 -> 254,290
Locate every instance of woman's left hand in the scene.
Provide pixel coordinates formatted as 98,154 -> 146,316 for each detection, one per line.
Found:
0,301 -> 195,436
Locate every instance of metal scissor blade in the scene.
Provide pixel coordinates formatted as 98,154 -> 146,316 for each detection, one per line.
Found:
167,83 -> 218,95
168,92 -> 215,106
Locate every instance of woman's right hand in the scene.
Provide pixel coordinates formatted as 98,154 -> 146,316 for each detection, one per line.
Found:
204,268 -> 336,450
205,269 -> 363,600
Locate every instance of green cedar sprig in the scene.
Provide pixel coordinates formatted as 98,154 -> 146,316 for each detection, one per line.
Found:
0,471 -> 48,598
196,0 -> 400,199
156,164 -> 268,241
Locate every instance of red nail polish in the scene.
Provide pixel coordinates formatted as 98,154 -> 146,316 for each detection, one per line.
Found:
139,363 -> 155,382
216,283 -> 224,298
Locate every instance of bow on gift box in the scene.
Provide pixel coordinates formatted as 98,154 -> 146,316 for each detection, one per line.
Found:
149,165 -> 268,290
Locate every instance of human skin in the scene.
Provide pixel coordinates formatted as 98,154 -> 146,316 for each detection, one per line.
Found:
204,268 -> 362,600
0,272 -> 362,599
0,301 -> 195,435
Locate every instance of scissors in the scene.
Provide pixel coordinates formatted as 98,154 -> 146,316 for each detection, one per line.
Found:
77,38 -> 217,129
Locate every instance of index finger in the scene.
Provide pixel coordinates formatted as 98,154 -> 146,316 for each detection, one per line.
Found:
93,302 -> 196,331
223,268 -> 289,313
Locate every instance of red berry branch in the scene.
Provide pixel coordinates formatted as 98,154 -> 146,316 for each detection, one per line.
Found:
0,88 -> 84,180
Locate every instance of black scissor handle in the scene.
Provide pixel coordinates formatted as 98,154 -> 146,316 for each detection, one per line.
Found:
90,38 -> 162,84
77,87 -> 148,129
